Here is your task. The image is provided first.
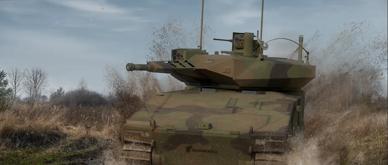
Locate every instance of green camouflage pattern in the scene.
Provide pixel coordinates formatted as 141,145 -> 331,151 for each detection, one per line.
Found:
123,89 -> 304,164
123,32 -> 314,164
127,33 -> 315,91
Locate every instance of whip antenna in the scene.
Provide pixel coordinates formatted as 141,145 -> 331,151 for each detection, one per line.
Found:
259,0 -> 265,40
199,0 -> 205,50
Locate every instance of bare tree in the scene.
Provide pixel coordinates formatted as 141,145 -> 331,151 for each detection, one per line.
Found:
23,68 -> 47,104
105,67 -> 143,118
8,68 -> 23,101
78,78 -> 88,90
105,67 -> 159,101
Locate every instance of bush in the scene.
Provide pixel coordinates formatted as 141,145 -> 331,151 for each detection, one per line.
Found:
51,88 -> 108,107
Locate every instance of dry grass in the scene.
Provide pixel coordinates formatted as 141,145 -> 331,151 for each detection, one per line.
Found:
0,67 -> 159,164
0,104 -> 124,140
0,104 -> 129,164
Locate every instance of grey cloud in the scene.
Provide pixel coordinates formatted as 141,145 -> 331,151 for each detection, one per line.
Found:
0,0 -> 386,95
46,0 -> 126,14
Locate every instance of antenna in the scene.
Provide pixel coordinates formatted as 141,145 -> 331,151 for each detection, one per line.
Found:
259,0 -> 265,40
199,0 -> 205,50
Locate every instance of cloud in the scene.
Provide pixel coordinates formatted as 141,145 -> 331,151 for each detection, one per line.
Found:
44,0 -> 151,29
208,0 -> 260,27
111,27 -> 138,32
0,28 -> 117,95
47,0 -> 125,14
0,0 -> 151,34
0,0 -> 385,95
0,28 -> 104,66
0,1 -> 40,15
213,0 -> 256,6
221,9 -> 258,26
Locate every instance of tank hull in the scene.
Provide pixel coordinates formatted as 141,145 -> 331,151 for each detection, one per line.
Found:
121,88 -> 304,164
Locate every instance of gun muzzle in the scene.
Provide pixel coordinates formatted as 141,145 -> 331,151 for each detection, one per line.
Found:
126,62 -> 173,73
126,63 -> 148,71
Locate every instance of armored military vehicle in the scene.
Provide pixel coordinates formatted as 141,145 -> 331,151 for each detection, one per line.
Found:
121,1 -> 315,165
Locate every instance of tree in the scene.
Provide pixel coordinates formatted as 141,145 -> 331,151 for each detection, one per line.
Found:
78,79 -> 87,90
105,67 -> 142,118
50,87 -> 65,104
0,70 -> 12,111
8,68 -> 23,102
23,68 -> 47,105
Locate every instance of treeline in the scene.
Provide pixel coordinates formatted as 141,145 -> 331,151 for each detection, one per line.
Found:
0,68 -> 48,108
0,67 -> 143,115
0,21 -> 189,112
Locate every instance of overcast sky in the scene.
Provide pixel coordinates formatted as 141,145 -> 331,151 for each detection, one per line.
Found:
0,0 -> 386,96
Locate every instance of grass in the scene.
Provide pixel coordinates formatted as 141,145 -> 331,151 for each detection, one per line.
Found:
0,139 -> 103,165
0,104 -> 121,165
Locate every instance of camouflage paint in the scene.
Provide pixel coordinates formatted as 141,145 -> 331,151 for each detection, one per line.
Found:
126,33 -> 315,91
122,89 -> 303,164
123,32 -> 314,164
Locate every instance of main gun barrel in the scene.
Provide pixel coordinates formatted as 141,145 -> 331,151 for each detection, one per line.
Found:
126,63 -> 148,71
213,38 -> 233,42
126,62 -> 173,73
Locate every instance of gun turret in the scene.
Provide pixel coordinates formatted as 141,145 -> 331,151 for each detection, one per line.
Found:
126,33 -> 315,91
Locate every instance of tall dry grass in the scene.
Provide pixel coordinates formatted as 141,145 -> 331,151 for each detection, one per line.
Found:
287,23 -> 387,165
0,104 -> 123,140
0,67 -> 161,163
